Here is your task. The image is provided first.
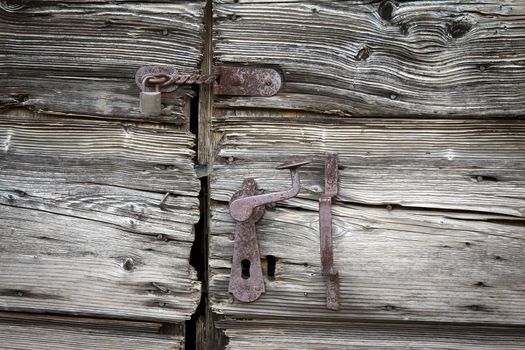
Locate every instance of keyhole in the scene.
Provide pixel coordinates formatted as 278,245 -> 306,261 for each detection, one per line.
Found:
241,259 -> 251,279
266,255 -> 276,281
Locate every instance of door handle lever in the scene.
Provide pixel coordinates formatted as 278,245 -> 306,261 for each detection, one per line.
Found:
229,159 -> 310,302
229,159 -> 310,222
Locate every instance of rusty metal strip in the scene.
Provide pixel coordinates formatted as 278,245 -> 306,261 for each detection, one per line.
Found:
319,152 -> 340,311
136,65 -> 215,93
213,66 -> 282,97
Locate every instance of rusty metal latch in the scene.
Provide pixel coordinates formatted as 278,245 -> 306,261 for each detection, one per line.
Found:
319,152 -> 340,311
135,65 -> 282,116
213,66 -> 281,97
228,160 -> 310,302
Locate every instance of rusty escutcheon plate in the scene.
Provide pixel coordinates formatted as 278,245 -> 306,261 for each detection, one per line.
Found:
214,66 -> 282,97
229,160 -> 310,303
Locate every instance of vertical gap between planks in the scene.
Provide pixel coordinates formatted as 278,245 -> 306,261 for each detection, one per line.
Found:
190,0 -> 228,349
198,0 -> 214,167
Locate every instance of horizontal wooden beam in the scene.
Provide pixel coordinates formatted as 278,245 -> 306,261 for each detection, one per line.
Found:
221,320 -> 525,350
0,312 -> 184,350
214,0 -> 525,117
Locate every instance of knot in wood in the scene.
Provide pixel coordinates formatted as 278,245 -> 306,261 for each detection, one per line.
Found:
0,0 -> 27,12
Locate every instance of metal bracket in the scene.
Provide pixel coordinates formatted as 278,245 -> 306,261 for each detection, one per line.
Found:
229,160 -> 310,302
319,152 -> 340,311
214,66 -> 282,97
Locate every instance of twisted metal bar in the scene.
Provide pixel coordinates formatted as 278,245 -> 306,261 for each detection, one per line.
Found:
142,72 -> 216,91
164,73 -> 216,86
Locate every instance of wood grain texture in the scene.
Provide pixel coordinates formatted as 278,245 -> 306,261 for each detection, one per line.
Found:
0,312 -> 166,333
0,1 -> 205,122
196,303 -> 227,350
214,0 -> 525,117
198,0 -> 215,166
221,320 -> 525,350
1,112 -> 200,196
0,113 -> 201,321
209,204 -> 525,324
211,110 -> 525,217
0,312 -> 183,350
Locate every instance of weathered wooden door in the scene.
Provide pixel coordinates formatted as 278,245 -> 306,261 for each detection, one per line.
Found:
2,1 -> 525,349
0,1 -> 205,348
203,1 -> 525,349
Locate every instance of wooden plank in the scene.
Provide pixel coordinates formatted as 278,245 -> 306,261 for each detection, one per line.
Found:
0,312 -> 165,333
0,1 -> 205,122
214,0 -> 525,117
211,110 -> 525,217
209,204 -> 525,324
0,313 -> 184,350
0,113 -> 201,321
198,0 -> 215,166
1,112 -> 200,196
195,5 -> 226,349
221,320 -> 525,350
196,304 -> 227,350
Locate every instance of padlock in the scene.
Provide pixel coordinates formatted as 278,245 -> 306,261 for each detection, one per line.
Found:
140,91 -> 162,117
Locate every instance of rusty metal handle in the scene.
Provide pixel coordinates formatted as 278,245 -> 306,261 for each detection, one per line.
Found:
229,162 -> 307,222
228,159 -> 310,303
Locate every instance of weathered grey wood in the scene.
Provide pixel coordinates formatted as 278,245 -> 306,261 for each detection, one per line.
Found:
208,0 -> 525,345
0,312 -> 184,350
0,312 -> 166,333
195,4 -> 228,348
221,320 -> 525,350
1,112 -> 200,196
0,1 -> 205,123
214,0 -> 525,117
0,112 -> 201,321
1,204 -> 200,321
196,304 -> 227,350
211,110 -> 525,217
209,204 -> 525,324
198,1 -> 215,166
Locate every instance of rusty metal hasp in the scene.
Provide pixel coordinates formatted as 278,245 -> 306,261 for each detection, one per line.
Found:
135,65 -> 282,116
228,160 -> 310,302
319,152 -> 340,311
213,66 -> 281,97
